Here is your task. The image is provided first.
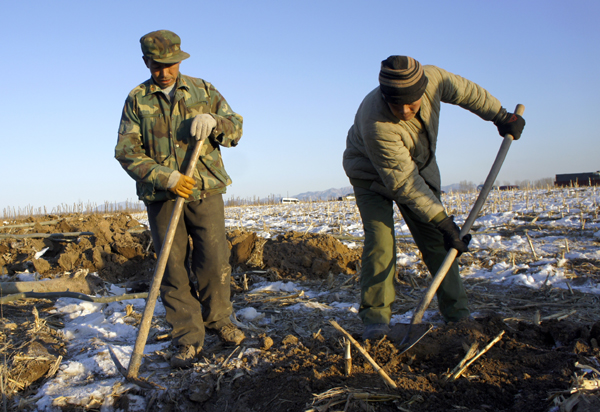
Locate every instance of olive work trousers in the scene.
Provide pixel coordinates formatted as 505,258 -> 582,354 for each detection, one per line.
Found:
146,194 -> 233,350
354,186 -> 470,325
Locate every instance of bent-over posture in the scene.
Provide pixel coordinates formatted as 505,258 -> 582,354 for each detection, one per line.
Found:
343,56 -> 525,340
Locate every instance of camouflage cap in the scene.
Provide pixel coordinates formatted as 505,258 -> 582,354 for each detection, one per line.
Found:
140,30 -> 190,64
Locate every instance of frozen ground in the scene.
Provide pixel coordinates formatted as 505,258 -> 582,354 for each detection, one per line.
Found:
10,186 -> 600,410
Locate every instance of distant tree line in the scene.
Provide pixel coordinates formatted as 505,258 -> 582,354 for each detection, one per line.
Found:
453,178 -> 555,193
225,194 -> 281,207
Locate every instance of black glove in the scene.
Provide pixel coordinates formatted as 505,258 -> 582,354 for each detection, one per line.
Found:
493,107 -> 525,140
436,215 -> 472,256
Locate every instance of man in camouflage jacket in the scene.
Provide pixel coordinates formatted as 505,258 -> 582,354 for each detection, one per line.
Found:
343,56 -> 525,340
115,30 -> 244,368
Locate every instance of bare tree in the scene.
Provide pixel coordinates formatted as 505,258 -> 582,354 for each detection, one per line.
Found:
533,177 -> 554,188
458,180 -> 476,193
515,179 -> 532,189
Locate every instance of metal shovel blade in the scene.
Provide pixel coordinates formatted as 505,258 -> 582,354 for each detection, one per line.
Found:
387,323 -> 433,354
107,345 -> 165,390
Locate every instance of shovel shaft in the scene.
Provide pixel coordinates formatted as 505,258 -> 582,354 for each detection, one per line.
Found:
409,104 -> 525,326
126,139 -> 204,379
460,104 -> 525,236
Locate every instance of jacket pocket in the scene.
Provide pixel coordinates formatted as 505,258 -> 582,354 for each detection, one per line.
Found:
139,112 -> 162,126
159,153 -> 175,170
200,151 -> 231,187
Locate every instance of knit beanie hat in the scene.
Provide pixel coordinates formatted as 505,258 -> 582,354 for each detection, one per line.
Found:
379,56 -> 428,105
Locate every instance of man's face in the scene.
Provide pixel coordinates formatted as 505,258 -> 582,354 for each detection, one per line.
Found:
387,98 -> 422,121
144,57 -> 180,88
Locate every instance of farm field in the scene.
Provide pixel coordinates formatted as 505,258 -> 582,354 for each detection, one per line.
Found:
0,186 -> 599,411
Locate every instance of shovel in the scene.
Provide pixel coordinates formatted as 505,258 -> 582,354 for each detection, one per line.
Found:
395,104 -> 525,353
109,137 -> 205,387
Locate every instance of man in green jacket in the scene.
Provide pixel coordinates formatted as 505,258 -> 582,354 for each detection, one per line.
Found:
343,56 -> 525,340
115,30 -> 245,368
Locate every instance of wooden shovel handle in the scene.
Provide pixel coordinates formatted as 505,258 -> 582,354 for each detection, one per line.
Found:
127,139 -> 205,379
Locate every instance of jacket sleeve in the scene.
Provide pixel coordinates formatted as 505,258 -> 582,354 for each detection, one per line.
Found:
429,66 -> 502,120
114,95 -> 174,190
207,83 -> 243,148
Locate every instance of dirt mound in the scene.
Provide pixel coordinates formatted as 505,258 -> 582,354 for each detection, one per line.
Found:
0,213 -> 153,284
1,215 -> 360,286
228,230 -> 362,279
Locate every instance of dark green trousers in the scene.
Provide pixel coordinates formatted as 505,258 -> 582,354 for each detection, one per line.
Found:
146,194 -> 233,350
354,186 -> 469,324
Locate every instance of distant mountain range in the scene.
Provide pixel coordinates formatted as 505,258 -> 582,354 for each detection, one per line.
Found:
441,183 -> 463,192
292,183 -> 463,201
293,186 -> 354,201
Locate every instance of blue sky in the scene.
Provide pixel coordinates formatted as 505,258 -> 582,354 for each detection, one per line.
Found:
2,0 -> 599,213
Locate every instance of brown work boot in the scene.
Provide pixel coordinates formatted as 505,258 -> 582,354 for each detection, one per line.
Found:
217,323 -> 245,345
170,345 -> 200,369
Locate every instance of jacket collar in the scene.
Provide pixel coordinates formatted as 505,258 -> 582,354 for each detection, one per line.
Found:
144,73 -> 190,95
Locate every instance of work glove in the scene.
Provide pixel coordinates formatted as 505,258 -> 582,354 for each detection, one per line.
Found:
493,107 -> 525,140
190,114 -> 217,141
436,215 -> 472,256
167,171 -> 196,199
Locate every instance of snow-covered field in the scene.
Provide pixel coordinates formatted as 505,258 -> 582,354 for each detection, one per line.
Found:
26,186 -> 600,410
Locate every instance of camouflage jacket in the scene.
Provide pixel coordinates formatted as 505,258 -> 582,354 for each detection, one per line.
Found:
115,74 -> 243,203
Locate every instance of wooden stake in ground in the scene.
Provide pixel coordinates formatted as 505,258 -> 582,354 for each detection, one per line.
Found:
344,339 -> 352,376
525,230 -> 538,260
329,320 -> 397,388
448,331 -> 505,381
442,342 -> 479,384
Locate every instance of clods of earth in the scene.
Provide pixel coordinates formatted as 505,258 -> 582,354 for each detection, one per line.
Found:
1,213 -> 599,411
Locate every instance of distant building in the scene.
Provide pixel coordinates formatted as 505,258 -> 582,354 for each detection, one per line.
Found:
555,171 -> 600,187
